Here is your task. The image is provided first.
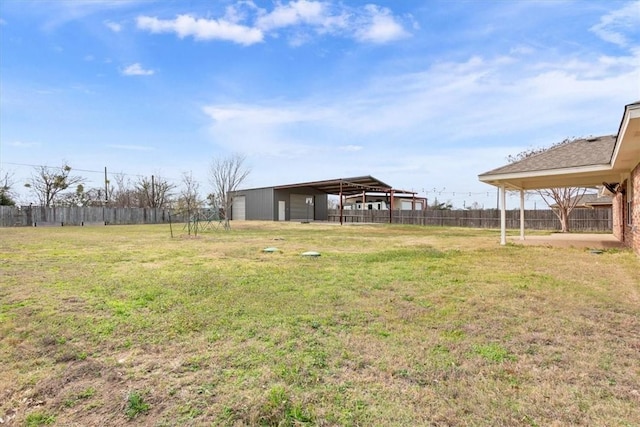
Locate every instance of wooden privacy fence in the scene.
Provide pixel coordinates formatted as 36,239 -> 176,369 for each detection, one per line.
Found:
0,206 -> 188,227
328,208 -> 613,232
0,206 -> 612,232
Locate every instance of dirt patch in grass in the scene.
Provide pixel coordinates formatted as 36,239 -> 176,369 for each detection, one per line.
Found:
509,232 -> 625,249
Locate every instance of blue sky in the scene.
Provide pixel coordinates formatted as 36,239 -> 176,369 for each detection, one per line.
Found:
1,0 -> 639,208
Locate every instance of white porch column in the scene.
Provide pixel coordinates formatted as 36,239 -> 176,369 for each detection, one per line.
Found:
520,190 -> 525,240
500,185 -> 507,245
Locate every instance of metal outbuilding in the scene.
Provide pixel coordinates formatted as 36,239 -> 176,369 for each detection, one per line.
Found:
230,176 -> 417,223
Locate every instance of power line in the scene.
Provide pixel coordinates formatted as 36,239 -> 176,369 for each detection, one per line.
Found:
1,161 -> 179,182
2,161 -> 551,202
3,162 -> 108,175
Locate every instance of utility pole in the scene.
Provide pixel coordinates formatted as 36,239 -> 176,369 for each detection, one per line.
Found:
151,175 -> 155,208
103,167 -> 108,226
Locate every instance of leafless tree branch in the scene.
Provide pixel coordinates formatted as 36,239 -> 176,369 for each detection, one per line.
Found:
209,153 -> 250,229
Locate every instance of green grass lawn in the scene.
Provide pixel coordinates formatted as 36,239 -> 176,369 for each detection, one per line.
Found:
1,222 -> 639,426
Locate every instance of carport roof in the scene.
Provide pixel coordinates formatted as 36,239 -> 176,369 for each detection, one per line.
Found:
274,175 -> 415,196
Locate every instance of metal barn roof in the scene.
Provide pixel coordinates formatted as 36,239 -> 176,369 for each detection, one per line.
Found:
274,175 -> 415,196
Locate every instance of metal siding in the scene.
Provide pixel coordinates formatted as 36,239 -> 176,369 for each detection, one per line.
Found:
314,194 -> 328,220
232,196 -> 246,221
291,194 -> 314,221
274,190 -> 290,220
272,188 -> 328,221
232,187 -> 329,221
242,188 -> 275,220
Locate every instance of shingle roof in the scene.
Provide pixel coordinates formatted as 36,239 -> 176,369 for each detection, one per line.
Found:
550,193 -> 613,208
580,193 -> 614,205
479,135 -> 617,177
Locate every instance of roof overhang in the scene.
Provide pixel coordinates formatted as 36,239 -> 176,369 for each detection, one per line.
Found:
478,102 -> 640,190
273,175 -> 416,196
612,102 -> 640,172
479,164 -> 620,190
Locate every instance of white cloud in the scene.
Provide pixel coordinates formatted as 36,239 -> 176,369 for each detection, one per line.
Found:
137,2 -> 410,46
121,63 -> 154,76
202,104 -> 336,160
255,1 -> 408,44
353,5 -> 409,43
201,46 -> 638,166
256,0 -> 322,30
203,104 -> 326,125
136,14 -> 263,45
590,0 -> 640,47
223,1 -> 258,24
104,20 -> 122,32
34,0 -> 141,31
255,0 -> 345,33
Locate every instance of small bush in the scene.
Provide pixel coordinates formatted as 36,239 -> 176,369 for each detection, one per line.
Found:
125,391 -> 150,419
25,412 -> 56,426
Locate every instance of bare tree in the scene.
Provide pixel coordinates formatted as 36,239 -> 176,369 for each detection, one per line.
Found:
25,164 -> 84,207
176,172 -> 203,234
58,184 -> 106,207
135,175 -> 175,208
176,171 -> 203,214
508,138 -> 588,233
208,153 -> 250,229
110,173 -> 136,207
538,187 -> 588,233
0,170 -> 17,206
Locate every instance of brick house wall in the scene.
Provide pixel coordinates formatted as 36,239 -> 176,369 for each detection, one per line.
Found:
613,192 -> 624,241
613,161 -> 639,254
625,162 -> 640,254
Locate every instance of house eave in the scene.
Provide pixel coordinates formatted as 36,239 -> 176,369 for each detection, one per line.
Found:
611,102 -> 640,171
478,164 -> 619,190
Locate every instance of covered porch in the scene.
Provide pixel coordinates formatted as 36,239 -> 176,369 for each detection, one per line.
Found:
478,134 -> 621,245
478,102 -> 640,248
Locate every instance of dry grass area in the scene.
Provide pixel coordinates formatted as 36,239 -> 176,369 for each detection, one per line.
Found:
1,222 -> 639,426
